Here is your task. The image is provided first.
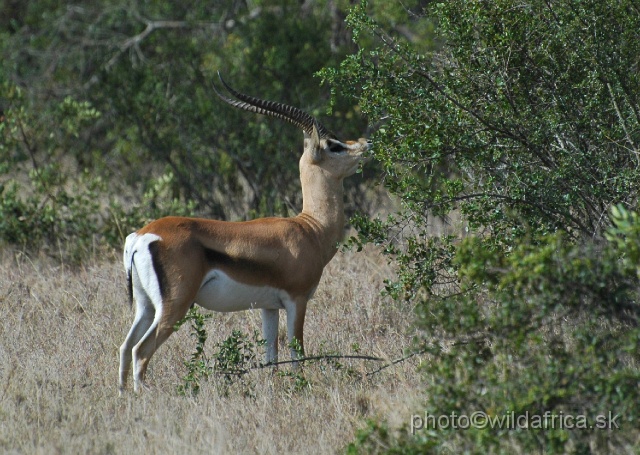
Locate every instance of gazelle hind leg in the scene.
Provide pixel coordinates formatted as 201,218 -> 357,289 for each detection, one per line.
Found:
119,291 -> 155,393
131,318 -> 160,393
131,299 -> 192,392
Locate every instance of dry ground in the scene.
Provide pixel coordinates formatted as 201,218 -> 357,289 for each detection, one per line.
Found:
0,245 -> 424,454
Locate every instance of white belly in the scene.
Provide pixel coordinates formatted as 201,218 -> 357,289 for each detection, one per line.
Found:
194,269 -> 287,312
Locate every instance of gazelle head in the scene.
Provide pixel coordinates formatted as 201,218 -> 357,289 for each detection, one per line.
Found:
213,73 -> 371,181
302,123 -> 371,180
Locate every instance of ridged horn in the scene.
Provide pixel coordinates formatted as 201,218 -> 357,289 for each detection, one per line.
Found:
213,72 -> 334,139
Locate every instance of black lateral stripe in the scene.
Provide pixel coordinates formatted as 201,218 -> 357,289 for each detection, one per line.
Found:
203,247 -> 231,265
203,247 -> 266,273
148,240 -> 167,300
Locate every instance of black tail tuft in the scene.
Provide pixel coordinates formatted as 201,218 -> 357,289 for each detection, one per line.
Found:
126,251 -> 136,307
127,269 -> 133,306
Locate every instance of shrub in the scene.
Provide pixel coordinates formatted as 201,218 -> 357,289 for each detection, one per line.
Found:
327,0 -> 640,452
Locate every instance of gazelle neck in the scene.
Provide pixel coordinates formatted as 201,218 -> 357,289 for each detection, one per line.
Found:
299,165 -> 346,263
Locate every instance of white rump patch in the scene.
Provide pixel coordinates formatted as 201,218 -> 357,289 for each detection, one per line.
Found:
123,232 -> 163,306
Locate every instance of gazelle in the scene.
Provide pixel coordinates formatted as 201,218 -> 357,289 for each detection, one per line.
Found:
119,74 -> 370,392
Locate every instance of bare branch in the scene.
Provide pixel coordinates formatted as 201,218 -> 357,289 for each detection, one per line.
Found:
104,16 -> 214,71
607,82 -> 640,165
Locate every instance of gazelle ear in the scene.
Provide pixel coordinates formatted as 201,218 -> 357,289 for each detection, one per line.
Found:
309,122 -> 323,163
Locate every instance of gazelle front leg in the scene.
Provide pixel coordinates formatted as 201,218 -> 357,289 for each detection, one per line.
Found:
284,299 -> 307,362
262,308 -> 279,364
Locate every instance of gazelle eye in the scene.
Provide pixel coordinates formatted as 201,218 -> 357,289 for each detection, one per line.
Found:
328,141 -> 347,153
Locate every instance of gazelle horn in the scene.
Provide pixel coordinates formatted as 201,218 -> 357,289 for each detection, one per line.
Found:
213,71 -> 334,139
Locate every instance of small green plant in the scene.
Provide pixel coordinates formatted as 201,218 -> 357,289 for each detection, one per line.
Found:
209,329 -> 266,398
213,330 -> 265,383
288,337 -> 304,360
175,307 -> 213,397
175,307 -> 266,397
274,337 -> 311,394
276,370 -> 311,394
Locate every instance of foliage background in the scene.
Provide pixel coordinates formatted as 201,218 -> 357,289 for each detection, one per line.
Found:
0,0 -> 377,260
325,0 -> 640,452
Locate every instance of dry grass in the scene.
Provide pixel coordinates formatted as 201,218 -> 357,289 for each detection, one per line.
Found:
0,245 -> 424,454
